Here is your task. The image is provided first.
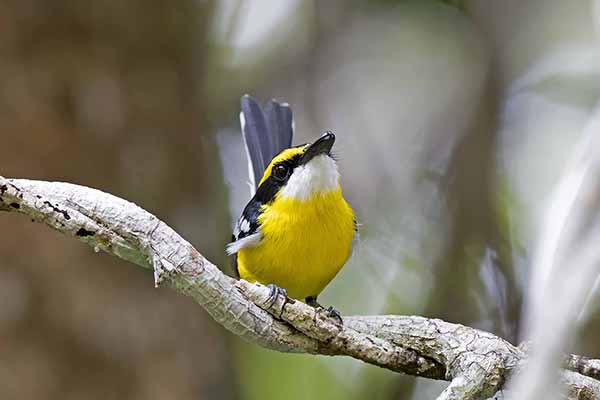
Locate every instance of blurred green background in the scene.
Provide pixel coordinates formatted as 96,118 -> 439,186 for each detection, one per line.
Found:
1,0 -> 600,399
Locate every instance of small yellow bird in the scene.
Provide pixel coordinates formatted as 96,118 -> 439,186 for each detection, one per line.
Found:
227,95 -> 357,316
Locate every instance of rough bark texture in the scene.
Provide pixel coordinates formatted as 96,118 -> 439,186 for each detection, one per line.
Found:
1,176 -> 599,400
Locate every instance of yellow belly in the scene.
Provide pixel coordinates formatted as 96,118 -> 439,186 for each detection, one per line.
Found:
237,187 -> 355,300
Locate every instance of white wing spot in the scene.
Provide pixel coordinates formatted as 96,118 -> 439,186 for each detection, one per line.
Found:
239,218 -> 251,234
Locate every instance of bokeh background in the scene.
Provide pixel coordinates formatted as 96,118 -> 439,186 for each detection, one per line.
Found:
2,1 -> 600,399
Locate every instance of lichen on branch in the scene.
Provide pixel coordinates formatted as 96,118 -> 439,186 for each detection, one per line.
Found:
1,176 -> 599,400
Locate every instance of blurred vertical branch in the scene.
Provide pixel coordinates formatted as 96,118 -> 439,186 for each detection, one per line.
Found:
424,2 -> 522,343
508,103 -> 600,399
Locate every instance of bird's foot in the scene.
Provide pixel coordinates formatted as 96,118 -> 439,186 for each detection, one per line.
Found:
264,284 -> 289,309
324,306 -> 343,323
306,296 -> 343,324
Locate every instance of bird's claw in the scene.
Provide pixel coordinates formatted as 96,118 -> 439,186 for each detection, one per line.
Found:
306,296 -> 343,324
264,284 -> 288,309
325,306 -> 343,324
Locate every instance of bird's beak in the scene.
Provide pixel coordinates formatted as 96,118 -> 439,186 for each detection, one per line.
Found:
299,131 -> 335,165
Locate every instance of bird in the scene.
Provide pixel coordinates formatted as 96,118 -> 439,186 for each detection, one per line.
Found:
227,95 -> 357,317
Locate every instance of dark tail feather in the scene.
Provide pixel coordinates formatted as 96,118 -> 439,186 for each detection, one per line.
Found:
240,95 -> 294,190
264,99 -> 293,159
240,95 -> 270,188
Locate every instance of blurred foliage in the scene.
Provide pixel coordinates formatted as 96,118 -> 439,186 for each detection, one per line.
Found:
440,0 -> 466,11
2,0 -> 600,399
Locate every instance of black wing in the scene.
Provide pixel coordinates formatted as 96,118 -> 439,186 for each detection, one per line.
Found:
232,200 -> 261,242
228,199 -> 263,278
240,95 -> 293,189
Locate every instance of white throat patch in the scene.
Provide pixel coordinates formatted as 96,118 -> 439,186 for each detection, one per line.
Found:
279,155 -> 340,201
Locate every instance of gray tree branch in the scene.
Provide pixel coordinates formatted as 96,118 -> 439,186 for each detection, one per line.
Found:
1,176 -> 598,400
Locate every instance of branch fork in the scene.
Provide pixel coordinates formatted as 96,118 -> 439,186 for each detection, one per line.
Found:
1,176 -> 599,400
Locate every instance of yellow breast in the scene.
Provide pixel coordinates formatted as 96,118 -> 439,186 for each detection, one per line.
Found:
236,186 -> 355,300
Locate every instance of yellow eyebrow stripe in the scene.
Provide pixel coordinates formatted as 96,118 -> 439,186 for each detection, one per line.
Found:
257,145 -> 307,187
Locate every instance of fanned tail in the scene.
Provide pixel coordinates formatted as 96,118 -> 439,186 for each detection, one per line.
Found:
240,95 -> 293,194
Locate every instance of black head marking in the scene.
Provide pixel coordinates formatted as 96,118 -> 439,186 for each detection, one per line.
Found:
254,152 -> 302,204
233,151 -> 302,242
232,132 -> 336,244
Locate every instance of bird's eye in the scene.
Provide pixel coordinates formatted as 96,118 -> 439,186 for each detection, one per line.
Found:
273,164 -> 289,181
